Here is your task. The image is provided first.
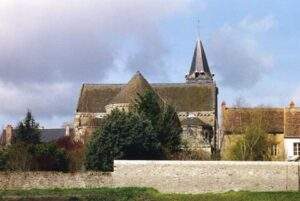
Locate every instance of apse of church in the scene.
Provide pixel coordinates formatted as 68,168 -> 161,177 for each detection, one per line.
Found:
74,39 -> 218,155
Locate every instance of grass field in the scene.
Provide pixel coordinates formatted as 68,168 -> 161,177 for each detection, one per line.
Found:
0,188 -> 300,201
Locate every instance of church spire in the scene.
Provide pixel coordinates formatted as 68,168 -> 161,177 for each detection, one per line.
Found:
186,39 -> 213,84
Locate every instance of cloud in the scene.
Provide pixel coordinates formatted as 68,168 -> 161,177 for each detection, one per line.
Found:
0,81 -> 75,117
209,16 -> 276,89
0,0 -> 190,123
239,15 -> 276,33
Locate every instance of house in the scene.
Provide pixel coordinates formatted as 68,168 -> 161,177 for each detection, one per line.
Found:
221,101 -> 300,161
0,124 -> 72,146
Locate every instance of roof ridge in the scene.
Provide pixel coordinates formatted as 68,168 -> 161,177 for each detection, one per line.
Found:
110,71 -> 160,104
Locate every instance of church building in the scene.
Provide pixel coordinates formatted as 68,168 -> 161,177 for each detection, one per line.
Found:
74,39 -> 218,155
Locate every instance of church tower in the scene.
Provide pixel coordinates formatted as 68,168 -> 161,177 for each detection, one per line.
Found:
186,39 -> 214,84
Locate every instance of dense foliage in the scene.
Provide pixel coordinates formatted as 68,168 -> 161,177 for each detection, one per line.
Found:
86,90 -> 182,171
55,136 -> 85,172
33,143 -> 68,171
1,111 -> 69,171
15,111 -> 41,144
0,149 -> 7,171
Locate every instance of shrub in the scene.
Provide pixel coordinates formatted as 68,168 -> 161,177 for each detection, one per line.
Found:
33,143 -> 68,171
5,142 -> 35,171
55,136 -> 85,171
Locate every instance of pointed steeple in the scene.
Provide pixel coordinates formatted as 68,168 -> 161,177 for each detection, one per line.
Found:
186,39 -> 213,84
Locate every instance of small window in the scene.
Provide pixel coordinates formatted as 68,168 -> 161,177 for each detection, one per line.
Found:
293,143 -> 300,156
271,144 -> 278,156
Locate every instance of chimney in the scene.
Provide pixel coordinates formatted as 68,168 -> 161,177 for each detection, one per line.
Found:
221,101 -> 226,109
5,125 -> 13,146
289,101 -> 295,108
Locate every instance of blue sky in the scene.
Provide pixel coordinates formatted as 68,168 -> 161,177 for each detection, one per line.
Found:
0,0 -> 300,128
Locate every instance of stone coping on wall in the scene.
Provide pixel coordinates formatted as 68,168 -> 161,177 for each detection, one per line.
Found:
114,160 -> 300,165
0,160 -> 300,193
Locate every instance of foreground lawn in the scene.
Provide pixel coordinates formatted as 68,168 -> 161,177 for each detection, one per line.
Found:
0,187 -> 300,201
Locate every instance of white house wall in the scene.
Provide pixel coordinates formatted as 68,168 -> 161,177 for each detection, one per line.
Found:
284,138 -> 300,160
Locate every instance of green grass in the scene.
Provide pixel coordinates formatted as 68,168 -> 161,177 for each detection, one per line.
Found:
0,187 -> 299,201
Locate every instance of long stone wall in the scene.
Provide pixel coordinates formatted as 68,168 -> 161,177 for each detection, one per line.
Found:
0,161 -> 299,193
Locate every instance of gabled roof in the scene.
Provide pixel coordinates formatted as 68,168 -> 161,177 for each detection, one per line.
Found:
0,128 -> 69,145
41,128 -> 69,142
76,82 -> 216,113
110,71 -> 159,104
76,84 -> 122,113
222,107 -> 284,134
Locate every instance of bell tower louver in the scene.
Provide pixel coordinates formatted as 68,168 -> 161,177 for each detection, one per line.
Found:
186,39 -> 214,84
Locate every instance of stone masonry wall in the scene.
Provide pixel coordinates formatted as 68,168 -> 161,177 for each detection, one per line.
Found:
0,161 -> 299,193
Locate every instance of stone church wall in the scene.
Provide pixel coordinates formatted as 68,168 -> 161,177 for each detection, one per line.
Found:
74,112 -> 105,142
0,161 -> 299,193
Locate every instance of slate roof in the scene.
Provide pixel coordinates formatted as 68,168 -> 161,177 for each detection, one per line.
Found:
76,82 -> 216,113
222,107 -> 284,134
40,129 -> 69,142
188,39 -> 212,77
0,128 -> 69,145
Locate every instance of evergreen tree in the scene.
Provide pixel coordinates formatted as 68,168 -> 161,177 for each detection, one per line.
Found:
133,90 -> 182,154
133,90 -> 161,126
86,90 -> 183,171
158,105 -> 182,153
15,111 -> 41,144
85,110 -> 162,171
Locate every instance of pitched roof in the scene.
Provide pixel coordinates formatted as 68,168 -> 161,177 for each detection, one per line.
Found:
0,128 -> 69,145
189,39 -> 211,76
76,83 -> 216,113
76,84 -> 122,113
40,128 -> 69,142
181,117 -> 209,127
110,71 -> 159,104
222,107 -> 284,134
284,109 -> 300,138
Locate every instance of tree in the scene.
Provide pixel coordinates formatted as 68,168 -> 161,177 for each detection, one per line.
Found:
133,90 -> 161,126
157,105 -> 182,154
0,149 -> 8,170
15,111 -> 41,144
133,90 -> 182,154
227,111 -> 271,161
85,110 -> 162,171
85,90 -> 183,171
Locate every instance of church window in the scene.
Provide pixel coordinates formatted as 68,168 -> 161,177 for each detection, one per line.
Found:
293,143 -> 300,156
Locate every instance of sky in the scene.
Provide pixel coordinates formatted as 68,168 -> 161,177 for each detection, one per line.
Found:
0,0 -> 300,128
